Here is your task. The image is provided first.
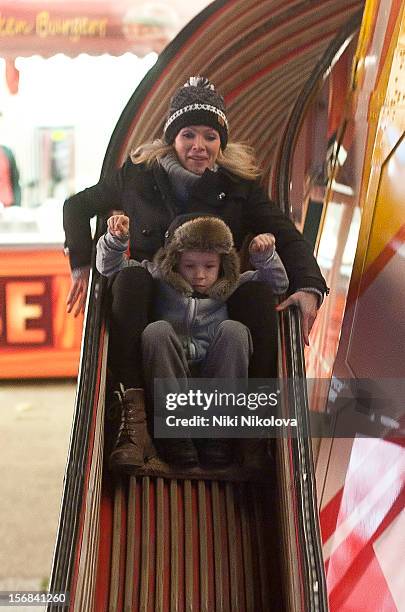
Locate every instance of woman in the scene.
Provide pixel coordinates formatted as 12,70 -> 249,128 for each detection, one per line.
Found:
64,75 -> 326,327
64,76 -> 327,466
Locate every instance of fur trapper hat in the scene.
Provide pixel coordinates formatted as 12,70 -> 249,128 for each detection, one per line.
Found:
154,214 -> 240,300
163,76 -> 229,149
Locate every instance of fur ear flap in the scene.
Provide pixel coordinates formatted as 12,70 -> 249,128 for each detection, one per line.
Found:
206,250 -> 240,300
155,246 -> 240,300
154,247 -> 194,296
155,216 -> 240,300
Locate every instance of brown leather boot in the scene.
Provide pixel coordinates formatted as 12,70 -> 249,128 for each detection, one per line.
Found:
109,386 -> 153,471
196,439 -> 233,468
156,438 -> 199,468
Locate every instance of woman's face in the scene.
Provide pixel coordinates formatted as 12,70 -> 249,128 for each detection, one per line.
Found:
174,125 -> 221,175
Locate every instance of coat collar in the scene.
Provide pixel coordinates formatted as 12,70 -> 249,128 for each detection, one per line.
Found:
152,163 -> 178,217
151,161 -> 251,202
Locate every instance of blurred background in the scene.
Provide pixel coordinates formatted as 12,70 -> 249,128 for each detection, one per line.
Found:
0,0 -> 210,595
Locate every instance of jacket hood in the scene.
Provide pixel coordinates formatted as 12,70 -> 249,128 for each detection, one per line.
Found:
154,215 -> 240,300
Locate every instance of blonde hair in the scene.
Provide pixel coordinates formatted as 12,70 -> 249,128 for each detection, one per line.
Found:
130,139 -> 261,181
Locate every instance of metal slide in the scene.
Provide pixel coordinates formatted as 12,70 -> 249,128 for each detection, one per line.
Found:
48,1 -> 364,610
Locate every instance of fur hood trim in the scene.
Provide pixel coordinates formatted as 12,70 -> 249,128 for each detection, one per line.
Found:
154,216 -> 240,300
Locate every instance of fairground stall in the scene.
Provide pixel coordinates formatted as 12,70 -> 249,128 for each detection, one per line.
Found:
0,0 -> 209,378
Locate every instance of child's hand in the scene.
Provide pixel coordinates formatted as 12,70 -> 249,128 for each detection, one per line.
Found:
107,214 -> 129,238
249,233 -> 275,254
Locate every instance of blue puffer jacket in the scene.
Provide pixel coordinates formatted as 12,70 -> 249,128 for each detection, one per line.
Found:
64,159 -> 327,297
97,231 -> 288,363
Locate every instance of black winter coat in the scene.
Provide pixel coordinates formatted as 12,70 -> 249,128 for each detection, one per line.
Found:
63,158 -> 327,295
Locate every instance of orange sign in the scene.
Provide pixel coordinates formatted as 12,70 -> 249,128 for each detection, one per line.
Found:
0,248 -> 83,378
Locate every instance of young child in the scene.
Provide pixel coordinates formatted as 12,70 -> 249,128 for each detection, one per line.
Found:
97,213 -> 288,468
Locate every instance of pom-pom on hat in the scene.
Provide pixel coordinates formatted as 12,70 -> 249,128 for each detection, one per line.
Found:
163,76 -> 229,149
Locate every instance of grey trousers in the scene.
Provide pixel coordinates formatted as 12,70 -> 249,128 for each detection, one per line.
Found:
141,320 -> 253,401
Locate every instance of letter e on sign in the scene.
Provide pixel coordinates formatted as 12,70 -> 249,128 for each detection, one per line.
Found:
1,277 -> 53,346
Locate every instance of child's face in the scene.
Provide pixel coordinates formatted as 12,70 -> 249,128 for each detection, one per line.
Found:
178,250 -> 221,293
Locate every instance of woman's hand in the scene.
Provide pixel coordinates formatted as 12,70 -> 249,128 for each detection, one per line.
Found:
276,290 -> 318,346
249,233 -> 276,254
107,214 -> 130,238
66,265 -> 90,317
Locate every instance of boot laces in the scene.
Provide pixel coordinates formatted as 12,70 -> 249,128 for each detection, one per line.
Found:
114,385 -> 138,445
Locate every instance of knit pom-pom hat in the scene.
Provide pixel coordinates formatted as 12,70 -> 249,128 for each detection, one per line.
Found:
154,214 -> 239,300
163,76 -> 229,149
